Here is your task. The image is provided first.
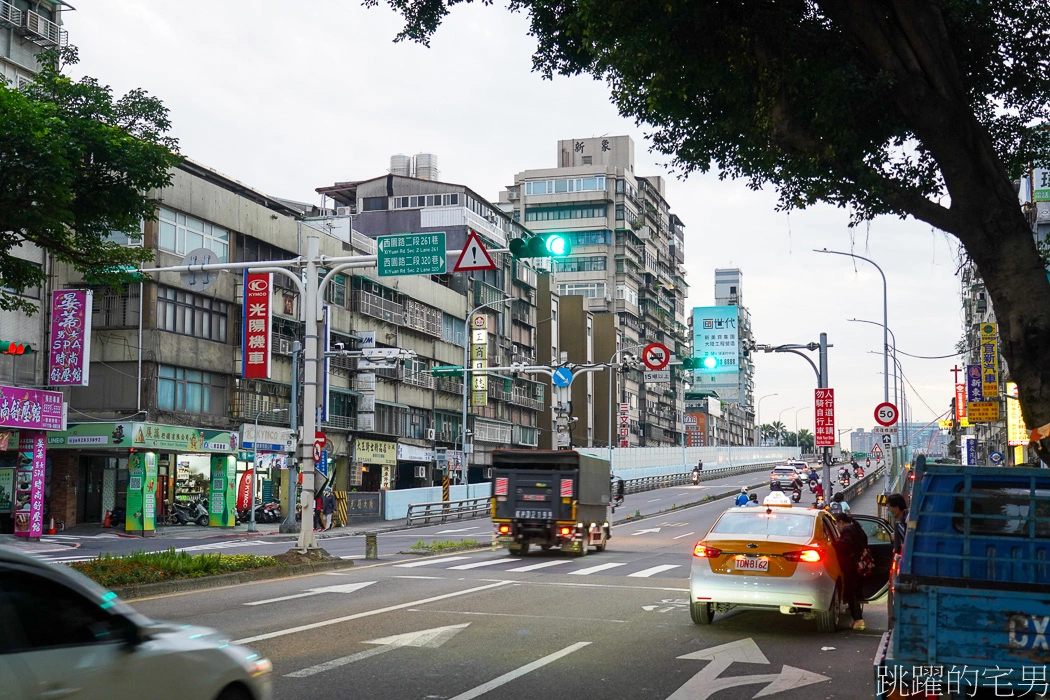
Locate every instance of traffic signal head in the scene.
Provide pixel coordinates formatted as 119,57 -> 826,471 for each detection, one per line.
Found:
509,233 -> 571,259
702,355 -> 720,370
0,341 -> 32,355
681,355 -> 720,371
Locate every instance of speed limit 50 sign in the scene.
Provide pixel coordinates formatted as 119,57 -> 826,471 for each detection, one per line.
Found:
874,402 -> 899,427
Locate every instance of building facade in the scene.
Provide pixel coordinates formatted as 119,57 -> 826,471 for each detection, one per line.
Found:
500,135 -> 690,448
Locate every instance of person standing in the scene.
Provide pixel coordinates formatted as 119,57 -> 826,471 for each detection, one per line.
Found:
322,488 -> 337,531
830,503 -> 868,630
886,493 -> 909,554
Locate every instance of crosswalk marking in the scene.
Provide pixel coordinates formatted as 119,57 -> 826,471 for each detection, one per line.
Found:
394,556 -> 472,568
505,560 -> 571,573
568,562 -> 626,576
177,540 -> 268,553
448,559 -> 520,570
627,564 -> 681,578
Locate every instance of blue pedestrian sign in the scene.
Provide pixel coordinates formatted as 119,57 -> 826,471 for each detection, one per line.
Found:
552,367 -> 573,387
989,451 -> 1004,465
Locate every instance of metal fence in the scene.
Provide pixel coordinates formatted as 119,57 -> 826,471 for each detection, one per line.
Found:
405,496 -> 490,526
621,461 -> 784,495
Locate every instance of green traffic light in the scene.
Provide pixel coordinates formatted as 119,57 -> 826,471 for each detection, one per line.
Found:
510,233 -> 571,259
702,356 -> 719,370
545,234 -> 569,257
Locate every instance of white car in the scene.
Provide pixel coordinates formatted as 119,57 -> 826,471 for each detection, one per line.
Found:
0,546 -> 272,700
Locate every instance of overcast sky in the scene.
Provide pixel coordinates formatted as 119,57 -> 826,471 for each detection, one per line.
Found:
65,1 -> 963,441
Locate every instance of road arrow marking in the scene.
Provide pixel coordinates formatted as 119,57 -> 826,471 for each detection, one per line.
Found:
447,642 -> 591,700
286,623 -> 470,677
672,532 -> 695,540
669,638 -> 829,699
245,581 -> 376,606
630,528 -> 662,536
436,526 -> 480,534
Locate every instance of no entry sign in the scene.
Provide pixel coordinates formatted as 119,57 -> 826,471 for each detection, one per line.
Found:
642,342 -> 670,371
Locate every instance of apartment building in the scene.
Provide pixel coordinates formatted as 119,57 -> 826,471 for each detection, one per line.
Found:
500,135 -> 690,448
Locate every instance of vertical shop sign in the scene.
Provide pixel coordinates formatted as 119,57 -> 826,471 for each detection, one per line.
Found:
380,464 -> 393,490
237,468 -> 254,512
980,324 -> 999,398
966,364 -> 983,403
48,289 -> 92,386
209,455 -> 237,527
242,273 -> 273,379
0,465 -> 12,511
471,315 -> 488,407
955,383 -> 967,422
814,388 -> 836,447
13,431 -> 46,538
125,452 -> 146,534
1006,383 -> 1029,447
619,402 -> 630,448
143,452 -> 157,533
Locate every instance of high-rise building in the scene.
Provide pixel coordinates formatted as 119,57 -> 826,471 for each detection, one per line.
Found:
500,135 -> 690,448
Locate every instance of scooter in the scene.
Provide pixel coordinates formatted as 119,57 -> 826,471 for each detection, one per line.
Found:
173,499 -> 210,526
839,472 -> 851,488
855,467 -> 865,478
790,487 -> 802,503
691,471 -> 700,485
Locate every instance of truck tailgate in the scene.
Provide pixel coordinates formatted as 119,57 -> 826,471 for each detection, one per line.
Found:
493,470 -> 575,522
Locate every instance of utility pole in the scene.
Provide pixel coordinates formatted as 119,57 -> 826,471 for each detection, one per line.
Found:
280,342 -> 301,534
819,332 -> 831,492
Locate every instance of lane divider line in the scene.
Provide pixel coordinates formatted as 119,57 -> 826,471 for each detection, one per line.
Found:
446,642 -> 592,700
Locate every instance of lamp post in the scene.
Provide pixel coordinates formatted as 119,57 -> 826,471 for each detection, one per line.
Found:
849,318 -> 900,423
794,407 -> 808,449
607,343 -> 646,467
777,406 -> 796,446
756,392 -> 778,446
461,297 -> 513,484
250,407 -> 288,533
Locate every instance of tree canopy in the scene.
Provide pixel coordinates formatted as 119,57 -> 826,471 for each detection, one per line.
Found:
0,47 -> 180,313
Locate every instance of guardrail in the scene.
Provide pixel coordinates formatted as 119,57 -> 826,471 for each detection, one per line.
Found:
621,461 -> 784,495
839,465 -> 886,503
405,496 -> 490,526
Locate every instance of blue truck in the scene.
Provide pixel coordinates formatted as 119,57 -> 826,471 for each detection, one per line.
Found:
874,459 -> 1050,698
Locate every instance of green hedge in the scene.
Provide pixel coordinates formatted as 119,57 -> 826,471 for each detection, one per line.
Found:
69,548 -> 282,587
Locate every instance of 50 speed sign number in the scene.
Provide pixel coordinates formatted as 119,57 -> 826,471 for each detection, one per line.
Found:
874,402 -> 899,427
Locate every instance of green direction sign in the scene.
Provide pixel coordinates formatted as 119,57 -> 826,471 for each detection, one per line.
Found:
378,232 -> 447,277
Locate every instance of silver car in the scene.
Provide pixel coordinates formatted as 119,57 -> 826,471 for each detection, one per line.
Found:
0,546 -> 272,700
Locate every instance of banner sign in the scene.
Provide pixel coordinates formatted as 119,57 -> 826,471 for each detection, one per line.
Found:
1006,383 -> 1029,446
355,438 -> 397,465
48,289 -> 92,386
814,388 -> 835,447
963,435 -> 977,466
692,306 -> 740,378
965,364 -> 983,403
980,323 -> 999,398
967,401 -> 1000,423
237,469 -> 254,512
0,467 -> 12,511
955,383 -> 967,421
13,432 -> 46,538
0,385 -> 65,431
242,272 -> 273,379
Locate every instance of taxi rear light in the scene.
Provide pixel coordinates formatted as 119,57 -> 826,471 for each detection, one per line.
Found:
784,548 -> 823,563
792,602 -> 813,607
693,543 -> 721,558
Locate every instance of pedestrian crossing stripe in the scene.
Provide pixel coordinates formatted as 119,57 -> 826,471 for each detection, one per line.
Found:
394,555 -> 682,578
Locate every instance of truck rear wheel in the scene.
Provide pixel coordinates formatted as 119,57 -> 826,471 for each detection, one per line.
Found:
573,540 -> 588,557
507,543 -> 528,556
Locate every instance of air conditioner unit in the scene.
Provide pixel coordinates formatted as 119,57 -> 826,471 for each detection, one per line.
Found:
426,428 -> 436,441
336,207 -> 352,217
604,295 -> 613,303
414,465 -> 427,479
275,338 -> 292,355
508,191 -> 520,201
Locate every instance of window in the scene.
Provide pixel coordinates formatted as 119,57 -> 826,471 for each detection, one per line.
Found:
361,197 -> 388,211
553,256 -> 607,273
616,285 -> 638,305
92,285 -> 140,328
525,204 -> 607,222
0,567 -> 126,651
157,287 -> 229,342
104,219 -> 145,246
326,273 -> 347,307
157,207 -> 229,262
616,179 -> 625,194
442,314 -> 466,347
157,365 -> 226,414
524,176 -> 606,196
569,230 -> 610,246
616,204 -> 625,221
557,282 -> 606,299
392,193 -> 459,208
711,512 -> 816,537
0,260 -> 42,300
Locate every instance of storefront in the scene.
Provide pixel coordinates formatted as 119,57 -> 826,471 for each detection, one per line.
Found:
396,443 -> 433,489
353,438 -> 397,491
0,385 -> 66,537
238,423 -> 296,516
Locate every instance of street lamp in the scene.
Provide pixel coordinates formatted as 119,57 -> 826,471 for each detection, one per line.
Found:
461,297 -> 513,484
250,407 -> 288,533
777,406 -> 797,446
756,392 -> 778,446
849,318 -> 900,422
607,343 -> 646,466
794,407 -> 808,449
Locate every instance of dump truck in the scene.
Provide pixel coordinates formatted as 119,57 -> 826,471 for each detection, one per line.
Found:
874,458 -> 1050,698
491,449 -> 611,556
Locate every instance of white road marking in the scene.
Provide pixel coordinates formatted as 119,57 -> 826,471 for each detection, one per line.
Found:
426,610 -> 626,623
671,637 -> 829,699
647,498 -> 662,502
394,556 -> 472,568
286,623 -> 470,678
44,556 -> 95,563
505,560 -> 571,573
672,532 -> 696,540
629,528 -> 662,536
569,562 -> 626,576
177,540 -> 268,553
446,642 -> 592,700
628,565 -> 681,578
233,580 -> 514,645
448,559 -> 519,570
436,527 -> 480,534
394,575 -> 444,580
245,581 -> 376,606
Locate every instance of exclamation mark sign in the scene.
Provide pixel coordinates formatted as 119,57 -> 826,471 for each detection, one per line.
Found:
472,246 -> 477,265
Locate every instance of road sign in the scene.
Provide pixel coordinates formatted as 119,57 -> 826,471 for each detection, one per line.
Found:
874,402 -> 899,427
882,434 -> 893,446
552,367 -> 573,387
990,451 -> 1004,464
314,431 -> 327,462
180,248 -> 220,293
378,232 -> 447,277
642,342 -> 670,371
872,426 -> 896,434
870,443 -> 883,455
452,230 -> 497,272
643,370 -> 671,383
814,388 -> 835,447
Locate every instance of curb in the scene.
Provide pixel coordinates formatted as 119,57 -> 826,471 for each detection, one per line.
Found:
110,559 -> 356,600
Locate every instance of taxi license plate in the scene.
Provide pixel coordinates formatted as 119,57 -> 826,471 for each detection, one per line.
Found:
735,557 -> 769,572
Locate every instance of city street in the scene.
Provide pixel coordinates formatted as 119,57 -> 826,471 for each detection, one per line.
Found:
124,485 -> 886,700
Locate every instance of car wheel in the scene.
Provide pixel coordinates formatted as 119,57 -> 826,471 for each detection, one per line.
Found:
690,601 -> 714,624
216,684 -> 253,700
817,588 -> 840,633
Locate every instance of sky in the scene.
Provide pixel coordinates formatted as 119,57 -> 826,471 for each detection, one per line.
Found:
64,1 -> 964,440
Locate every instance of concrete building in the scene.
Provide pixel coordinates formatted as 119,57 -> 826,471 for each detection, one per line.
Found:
500,135 -> 690,448
850,429 -> 877,455
0,0 -> 68,388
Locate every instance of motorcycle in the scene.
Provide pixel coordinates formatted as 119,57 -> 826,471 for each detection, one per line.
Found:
260,502 -> 282,523
790,487 -> 802,503
691,471 -> 700,485
173,498 -> 210,526
854,467 -> 865,478
839,470 -> 851,487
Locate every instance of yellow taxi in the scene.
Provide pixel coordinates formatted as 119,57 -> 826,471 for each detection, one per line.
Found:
689,492 -> 890,632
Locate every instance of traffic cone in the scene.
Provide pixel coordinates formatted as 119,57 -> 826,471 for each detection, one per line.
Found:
103,510 -> 111,528
47,517 -> 56,535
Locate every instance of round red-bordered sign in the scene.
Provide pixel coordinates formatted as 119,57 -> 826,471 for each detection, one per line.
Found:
642,342 -> 670,371
874,402 -> 899,427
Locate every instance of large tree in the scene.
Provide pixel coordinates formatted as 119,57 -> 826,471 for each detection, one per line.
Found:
0,47 -> 179,313
371,0 -> 1050,461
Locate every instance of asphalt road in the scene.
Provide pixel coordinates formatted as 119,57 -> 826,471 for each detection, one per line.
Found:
33,468 -> 773,564
122,482 -> 889,700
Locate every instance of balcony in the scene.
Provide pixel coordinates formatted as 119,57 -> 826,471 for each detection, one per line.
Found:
435,376 -> 464,395
352,289 -> 404,324
509,392 -> 544,411
488,382 -> 512,403
435,427 -> 459,444
322,414 -> 357,431
511,299 -> 534,326
513,261 -> 537,289
230,393 -> 292,422
473,419 -> 512,444
513,424 -> 539,447
474,280 -> 505,308
404,299 -> 442,337
0,1 -> 20,28
402,368 -> 435,390
20,10 -> 66,47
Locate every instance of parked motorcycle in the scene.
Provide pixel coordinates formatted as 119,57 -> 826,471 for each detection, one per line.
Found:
173,499 -> 210,526
259,502 -> 281,523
